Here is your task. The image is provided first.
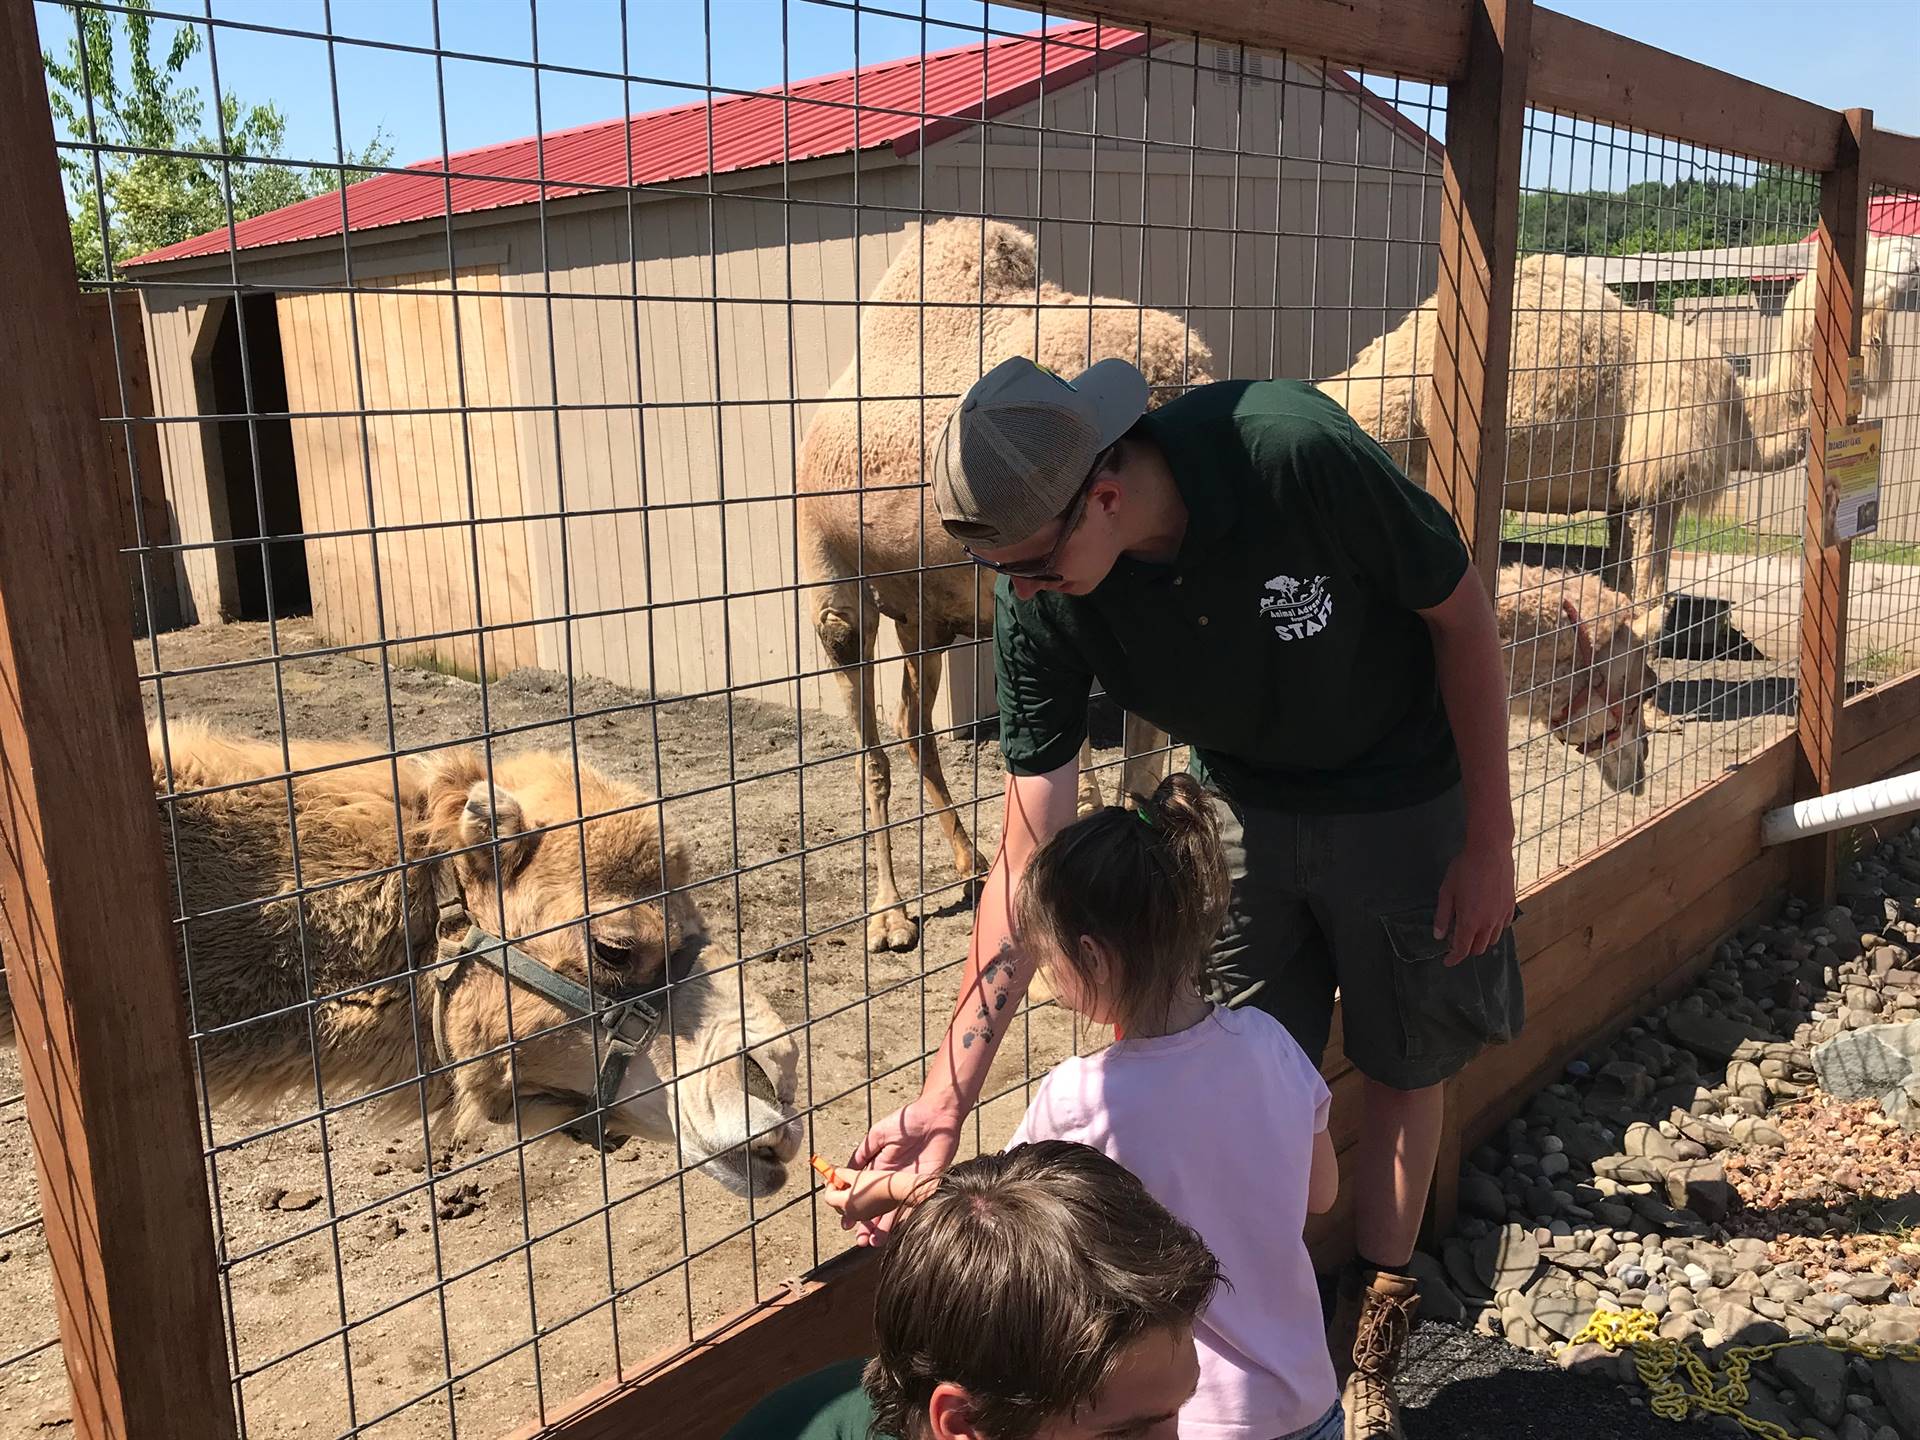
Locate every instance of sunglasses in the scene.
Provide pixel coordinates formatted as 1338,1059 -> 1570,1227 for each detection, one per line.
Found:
964,444 -> 1117,583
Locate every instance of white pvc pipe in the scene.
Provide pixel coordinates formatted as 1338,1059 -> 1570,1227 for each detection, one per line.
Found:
1761,768 -> 1920,847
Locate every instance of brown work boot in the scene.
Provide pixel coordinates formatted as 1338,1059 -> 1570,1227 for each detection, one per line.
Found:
1330,1265 -> 1419,1439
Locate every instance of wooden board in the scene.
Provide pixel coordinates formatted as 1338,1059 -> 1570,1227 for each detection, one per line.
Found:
278,269 -> 538,678
1793,109 -> 1871,905
1876,128 -> 1920,194
511,1248 -> 881,1440
77,291 -> 181,635
1838,672 -> 1920,789
0,7 -> 236,1434
1040,0 -> 1471,84
1527,8 -> 1844,173
1426,0 -> 1530,592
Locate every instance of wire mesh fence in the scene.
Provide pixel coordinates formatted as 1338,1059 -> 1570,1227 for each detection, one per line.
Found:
1500,112 -> 1829,889
8,0 -> 1920,1435
1845,186 -> 1920,693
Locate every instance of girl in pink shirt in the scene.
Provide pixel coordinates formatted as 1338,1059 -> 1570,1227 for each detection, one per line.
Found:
827,773 -> 1342,1439
1010,773 -> 1340,1440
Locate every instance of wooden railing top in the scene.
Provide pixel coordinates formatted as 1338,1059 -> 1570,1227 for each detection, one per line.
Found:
1051,1 -> 1920,189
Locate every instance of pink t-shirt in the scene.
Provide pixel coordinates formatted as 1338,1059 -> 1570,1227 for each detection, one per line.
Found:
1008,1005 -> 1337,1440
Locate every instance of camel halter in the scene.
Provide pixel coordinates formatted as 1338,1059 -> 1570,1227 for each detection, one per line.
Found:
425,866 -> 681,1132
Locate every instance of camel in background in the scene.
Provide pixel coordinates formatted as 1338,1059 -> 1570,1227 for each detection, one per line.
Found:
1318,238 -> 1918,635
796,217 -> 1211,951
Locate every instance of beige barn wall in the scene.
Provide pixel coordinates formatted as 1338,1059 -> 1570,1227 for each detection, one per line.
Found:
139,289 -> 232,626
276,265 -> 539,677
937,47 -> 1444,383
490,181 -> 928,714
494,47 -> 1440,732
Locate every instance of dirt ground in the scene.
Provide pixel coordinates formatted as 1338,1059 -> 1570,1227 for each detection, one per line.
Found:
0,567 -> 1907,1435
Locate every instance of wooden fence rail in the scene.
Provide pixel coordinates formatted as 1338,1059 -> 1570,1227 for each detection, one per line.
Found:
1,1 -> 1918,1437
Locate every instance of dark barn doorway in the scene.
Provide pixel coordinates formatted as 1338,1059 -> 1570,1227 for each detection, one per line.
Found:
206,292 -> 310,620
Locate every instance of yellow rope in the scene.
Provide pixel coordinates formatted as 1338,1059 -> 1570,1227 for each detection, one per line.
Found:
1560,1306 -> 1920,1440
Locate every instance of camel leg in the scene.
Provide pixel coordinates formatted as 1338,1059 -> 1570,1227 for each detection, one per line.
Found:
817,588 -> 917,952
1076,738 -> 1104,815
1119,712 -> 1171,803
1602,510 -> 1633,596
896,631 -> 987,887
1624,500 -> 1678,641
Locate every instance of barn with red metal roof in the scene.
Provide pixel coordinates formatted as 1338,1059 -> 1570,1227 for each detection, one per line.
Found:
128,23 -> 1440,717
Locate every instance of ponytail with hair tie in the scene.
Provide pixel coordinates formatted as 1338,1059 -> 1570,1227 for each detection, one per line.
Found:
1013,771 -> 1231,1034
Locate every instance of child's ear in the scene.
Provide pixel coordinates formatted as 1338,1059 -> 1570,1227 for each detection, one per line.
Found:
927,1383 -> 991,1440
1078,933 -> 1115,980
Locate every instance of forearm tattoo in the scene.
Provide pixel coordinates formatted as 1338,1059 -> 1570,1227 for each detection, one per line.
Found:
960,941 -> 1018,1051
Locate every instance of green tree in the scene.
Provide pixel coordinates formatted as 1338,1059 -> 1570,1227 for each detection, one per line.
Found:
1517,171 -> 1818,260
43,0 -> 392,279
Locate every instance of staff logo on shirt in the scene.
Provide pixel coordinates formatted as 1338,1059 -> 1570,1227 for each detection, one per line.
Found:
1259,573 -> 1333,641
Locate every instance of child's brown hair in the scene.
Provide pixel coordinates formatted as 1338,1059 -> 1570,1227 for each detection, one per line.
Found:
864,1140 -> 1223,1439
1013,772 -> 1230,1033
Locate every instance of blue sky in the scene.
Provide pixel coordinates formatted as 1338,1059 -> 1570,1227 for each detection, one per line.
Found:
36,0 -> 1920,183
1548,0 -> 1918,137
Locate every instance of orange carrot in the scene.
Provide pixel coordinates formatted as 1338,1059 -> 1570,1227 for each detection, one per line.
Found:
810,1153 -> 849,1190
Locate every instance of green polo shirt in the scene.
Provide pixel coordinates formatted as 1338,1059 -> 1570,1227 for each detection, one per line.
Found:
994,379 -> 1469,812
724,1357 -> 890,1440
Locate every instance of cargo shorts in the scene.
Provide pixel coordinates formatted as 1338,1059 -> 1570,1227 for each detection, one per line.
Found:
1204,782 -> 1525,1091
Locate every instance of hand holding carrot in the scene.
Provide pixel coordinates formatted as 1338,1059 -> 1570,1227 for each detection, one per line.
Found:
813,1157 -> 934,1224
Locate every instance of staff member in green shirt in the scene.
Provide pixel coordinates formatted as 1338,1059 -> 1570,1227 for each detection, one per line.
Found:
846,356 -> 1525,1440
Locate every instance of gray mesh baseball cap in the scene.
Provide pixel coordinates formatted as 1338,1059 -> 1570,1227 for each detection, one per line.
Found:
931,355 -> 1150,548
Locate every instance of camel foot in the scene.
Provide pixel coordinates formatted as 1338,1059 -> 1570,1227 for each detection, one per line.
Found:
952,843 -> 987,883
867,907 -> 919,953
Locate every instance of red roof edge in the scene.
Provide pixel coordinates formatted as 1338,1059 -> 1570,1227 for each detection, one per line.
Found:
895,42 -> 1442,164
1324,67 -> 1446,159
893,28 -> 1152,158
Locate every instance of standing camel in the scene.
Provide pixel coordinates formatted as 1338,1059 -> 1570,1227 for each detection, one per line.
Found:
796,217 -> 1213,951
1317,238 -> 1917,634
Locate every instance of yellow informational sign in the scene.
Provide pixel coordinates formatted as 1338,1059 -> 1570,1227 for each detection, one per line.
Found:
1847,355 -> 1866,421
1824,419 -> 1882,543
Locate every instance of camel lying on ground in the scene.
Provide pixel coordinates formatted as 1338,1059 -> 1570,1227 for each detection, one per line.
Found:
796,217 -> 1210,951
0,723 -> 803,1196
1319,239 -> 1918,635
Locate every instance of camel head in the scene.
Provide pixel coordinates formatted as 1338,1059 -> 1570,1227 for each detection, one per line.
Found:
1861,235 -> 1917,397
1774,234 -> 1917,404
913,216 -> 1041,300
423,751 -> 802,1196
1553,594 -> 1656,795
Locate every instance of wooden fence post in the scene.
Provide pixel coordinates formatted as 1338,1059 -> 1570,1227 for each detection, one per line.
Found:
1427,0 -> 1530,594
0,7 -> 237,1437
1791,108 -> 1872,909
1419,0 -> 1530,1248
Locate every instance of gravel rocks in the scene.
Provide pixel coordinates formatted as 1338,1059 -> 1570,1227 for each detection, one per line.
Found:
1426,827 -> 1920,1430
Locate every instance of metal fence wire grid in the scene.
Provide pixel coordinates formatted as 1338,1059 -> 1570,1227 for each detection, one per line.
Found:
1,1 -> 1917,1436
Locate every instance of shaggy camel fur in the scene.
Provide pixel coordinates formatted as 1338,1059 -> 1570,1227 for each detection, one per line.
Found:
0,723 -> 804,1196
796,217 -> 1210,951
1496,564 -> 1659,794
1319,239 -> 1918,634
